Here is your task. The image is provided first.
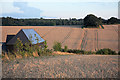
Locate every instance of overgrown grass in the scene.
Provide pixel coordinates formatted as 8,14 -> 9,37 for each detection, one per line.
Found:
2,38 -> 53,61
96,48 -> 117,55
2,40 -> 119,62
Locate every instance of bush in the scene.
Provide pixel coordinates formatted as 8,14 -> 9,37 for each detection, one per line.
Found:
2,38 -> 53,61
53,42 -> 62,51
84,51 -> 93,55
38,49 -> 53,56
15,38 -> 24,53
67,49 -> 84,54
46,49 -> 53,53
8,52 -> 16,60
96,48 -> 116,55
14,38 -> 25,56
64,45 -> 68,52
44,40 -> 48,50
24,42 -> 33,55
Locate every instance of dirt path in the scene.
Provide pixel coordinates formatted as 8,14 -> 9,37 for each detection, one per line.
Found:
80,30 -> 88,50
94,30 -> 98,51
77,29 -> 84,49
72,28 -> 83,49
2,55 -> 119,78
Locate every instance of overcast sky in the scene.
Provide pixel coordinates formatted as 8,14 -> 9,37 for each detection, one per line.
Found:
0,0 -> 119,19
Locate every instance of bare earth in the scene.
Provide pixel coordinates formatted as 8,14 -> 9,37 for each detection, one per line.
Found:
1,25 -> 118,52
2,55 -> 119,78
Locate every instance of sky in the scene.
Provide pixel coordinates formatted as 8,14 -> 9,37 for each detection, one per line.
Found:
0,0 -> 119,19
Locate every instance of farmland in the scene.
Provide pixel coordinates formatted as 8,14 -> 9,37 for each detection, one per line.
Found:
1,25 -> 119,52
2,55 -> 118,78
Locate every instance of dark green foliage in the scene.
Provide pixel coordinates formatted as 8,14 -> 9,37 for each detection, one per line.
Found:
14,38 -> 25,56
107,17 -> 119,24
7,51 -> 16,60
24,42 -> 33,56
44,40 -> 48,50
96,48 -> 117,55
67,49 -> 84,54
53,42 -> 62,51
14,37 -> 51,57
1,16 -> 120,26
84,14 -> 101,27
38,49 -> 52,56
118,51 -> 120,55
46,49 -> 53,53
2,17 -> 83,26
66,48 -> 116,55
64,45 -> 68,52
84,51 -> 93,55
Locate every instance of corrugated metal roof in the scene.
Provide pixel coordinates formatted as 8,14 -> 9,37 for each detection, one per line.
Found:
22,29 -> 45,44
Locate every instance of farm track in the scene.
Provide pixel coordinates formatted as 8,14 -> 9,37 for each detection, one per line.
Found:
72,29 -> 82,49
61,28 -> 73,44
80,30 -> 88,50
94,30 -> 98,51
77,30 -> 84,49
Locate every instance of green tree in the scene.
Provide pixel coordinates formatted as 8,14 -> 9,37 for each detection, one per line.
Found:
107,17 -> 118,24
84,14 -> 100,28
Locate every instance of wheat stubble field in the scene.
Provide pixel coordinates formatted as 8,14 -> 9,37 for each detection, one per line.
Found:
1,25 -> 118,52
2,55 -> 119,78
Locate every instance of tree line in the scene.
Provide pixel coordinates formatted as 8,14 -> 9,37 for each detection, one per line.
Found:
1,14 -> 120,26
1,17 -> 83,26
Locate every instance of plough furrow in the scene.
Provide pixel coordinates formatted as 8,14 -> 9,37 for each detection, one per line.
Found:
61,28 -> 73,44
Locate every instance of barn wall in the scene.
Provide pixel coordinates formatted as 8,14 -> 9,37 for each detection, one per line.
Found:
6,45 -> 15,52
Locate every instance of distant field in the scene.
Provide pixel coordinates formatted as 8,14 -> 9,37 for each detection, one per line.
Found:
1,25 -> 119,52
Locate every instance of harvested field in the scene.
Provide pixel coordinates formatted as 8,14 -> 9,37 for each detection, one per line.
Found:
2,55 -> 119,78
1,25 -> 119,52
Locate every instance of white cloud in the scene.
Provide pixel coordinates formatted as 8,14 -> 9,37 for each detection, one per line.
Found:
0,0 -> 118,18
0,2 -> 24,14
